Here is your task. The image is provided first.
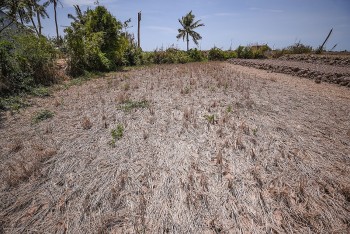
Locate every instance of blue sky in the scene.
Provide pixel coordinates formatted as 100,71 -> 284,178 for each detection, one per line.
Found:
40,0 -> 350,51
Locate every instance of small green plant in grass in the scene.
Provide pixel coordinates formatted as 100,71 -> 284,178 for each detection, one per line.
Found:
253,128 -> 258,136
0,96 -> 29,111
181,86 -> 190,95
226,105 -> 232,113
32,109 -> 54,123
118,100 -> 149,112
204,114 -> 216,124
110,124 -> 124,147
123,83 -> 130,91
31,86 -> 51,97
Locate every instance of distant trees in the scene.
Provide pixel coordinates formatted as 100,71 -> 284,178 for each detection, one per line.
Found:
177,11 -> 204,51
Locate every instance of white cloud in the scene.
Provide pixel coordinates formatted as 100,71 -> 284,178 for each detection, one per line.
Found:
146,26 -> 177,34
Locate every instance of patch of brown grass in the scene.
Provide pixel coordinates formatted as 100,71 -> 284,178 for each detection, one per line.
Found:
82,117 -> 93,130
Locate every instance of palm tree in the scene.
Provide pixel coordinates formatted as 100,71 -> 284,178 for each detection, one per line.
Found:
34,0 -> 49,36
25,1 -> 39,35
176,11 -> 204,51
25,0 -> 49,36
68,5 -> 84,24
48,0 -> 63,43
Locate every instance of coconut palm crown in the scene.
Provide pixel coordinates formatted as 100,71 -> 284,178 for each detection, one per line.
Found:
176,11 -> 204,51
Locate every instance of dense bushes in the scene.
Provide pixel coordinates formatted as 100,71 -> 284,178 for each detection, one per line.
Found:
187,48 -> 205,62
148,48 -> 189,64
208,47 -> 226,61
65,6 -> 125,76
207,47 -> 238,61
236,45 -> 271,59
136,48 -> 206,65
0,34 -> 57,96
283,42 -> 312,54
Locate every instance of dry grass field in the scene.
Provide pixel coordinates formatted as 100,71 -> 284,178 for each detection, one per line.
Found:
1,62 -> 350,233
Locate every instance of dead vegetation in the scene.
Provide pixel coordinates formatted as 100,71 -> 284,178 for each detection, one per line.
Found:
0,62 -> 349,233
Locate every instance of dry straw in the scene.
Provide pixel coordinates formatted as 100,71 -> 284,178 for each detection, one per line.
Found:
0,62 -> 349,233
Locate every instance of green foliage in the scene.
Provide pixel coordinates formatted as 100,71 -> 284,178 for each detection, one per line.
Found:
32,109 -> 54,123
31,86 -> 51,97
208,47 -> 226,61
65,6 -> 125,76
187,48 -> 205,62
225,50 -> 237,59
204,114 -> 216,124
149,47 -> 190,64
269,42 -> 313,58
235,45 -> 271,59
253,128 -> 258,136
177,11 -> 204,51
122,43 -> 143,66
0,95 -> 29,111
118,99 -> 149,112
0,34 -> 57,96
110,124 -> 124,146
283,42 -> 312,54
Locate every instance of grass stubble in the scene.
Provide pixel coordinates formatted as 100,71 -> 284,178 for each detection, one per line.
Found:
0,62 -> 349,233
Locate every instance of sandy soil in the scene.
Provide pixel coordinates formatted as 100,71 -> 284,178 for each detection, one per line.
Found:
0,62 -> 349,233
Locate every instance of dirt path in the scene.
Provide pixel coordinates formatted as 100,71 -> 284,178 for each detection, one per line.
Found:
1,62 -> 349,233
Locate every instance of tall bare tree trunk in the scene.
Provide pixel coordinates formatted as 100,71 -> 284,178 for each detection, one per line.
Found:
30,15 -> 39,36
137,11 -> 141,48
18,10 -> 24,25
186,33 -> 189,51
36,9 -> 42,36
54,1 -> 59,43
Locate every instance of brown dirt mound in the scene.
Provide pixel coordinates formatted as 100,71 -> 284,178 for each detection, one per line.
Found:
229,58 -> 350,87
279,53 -> 350,67
0,62 -> 349,233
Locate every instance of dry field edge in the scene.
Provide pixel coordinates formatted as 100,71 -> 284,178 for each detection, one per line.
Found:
0,62 -> 350,233
229,58 -> 350,87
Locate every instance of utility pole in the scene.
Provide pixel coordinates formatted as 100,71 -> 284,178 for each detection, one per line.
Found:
138,11 -> 141,48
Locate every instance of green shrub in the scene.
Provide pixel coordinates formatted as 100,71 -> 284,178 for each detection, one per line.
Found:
32,109 -> 54,123
31,86 -> 51,97
110,124 -> 124,146
124,46 -> 143,66
16,35 -> 57,85
251,45 -> 270,58
118,99 -> 149,112
0,34 -> 56,96
283,42 -> 312,54
0,95 -> 29,111
224,50 -> 237,59
236,46 -> 244,58
111,124 -> 124,140
140,52 -> 154,65
235,45 -> 271,59
65,6 -> 126,76
150,47 -> 191,64
187,48 -> 205,62
208,47 -> 226,61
